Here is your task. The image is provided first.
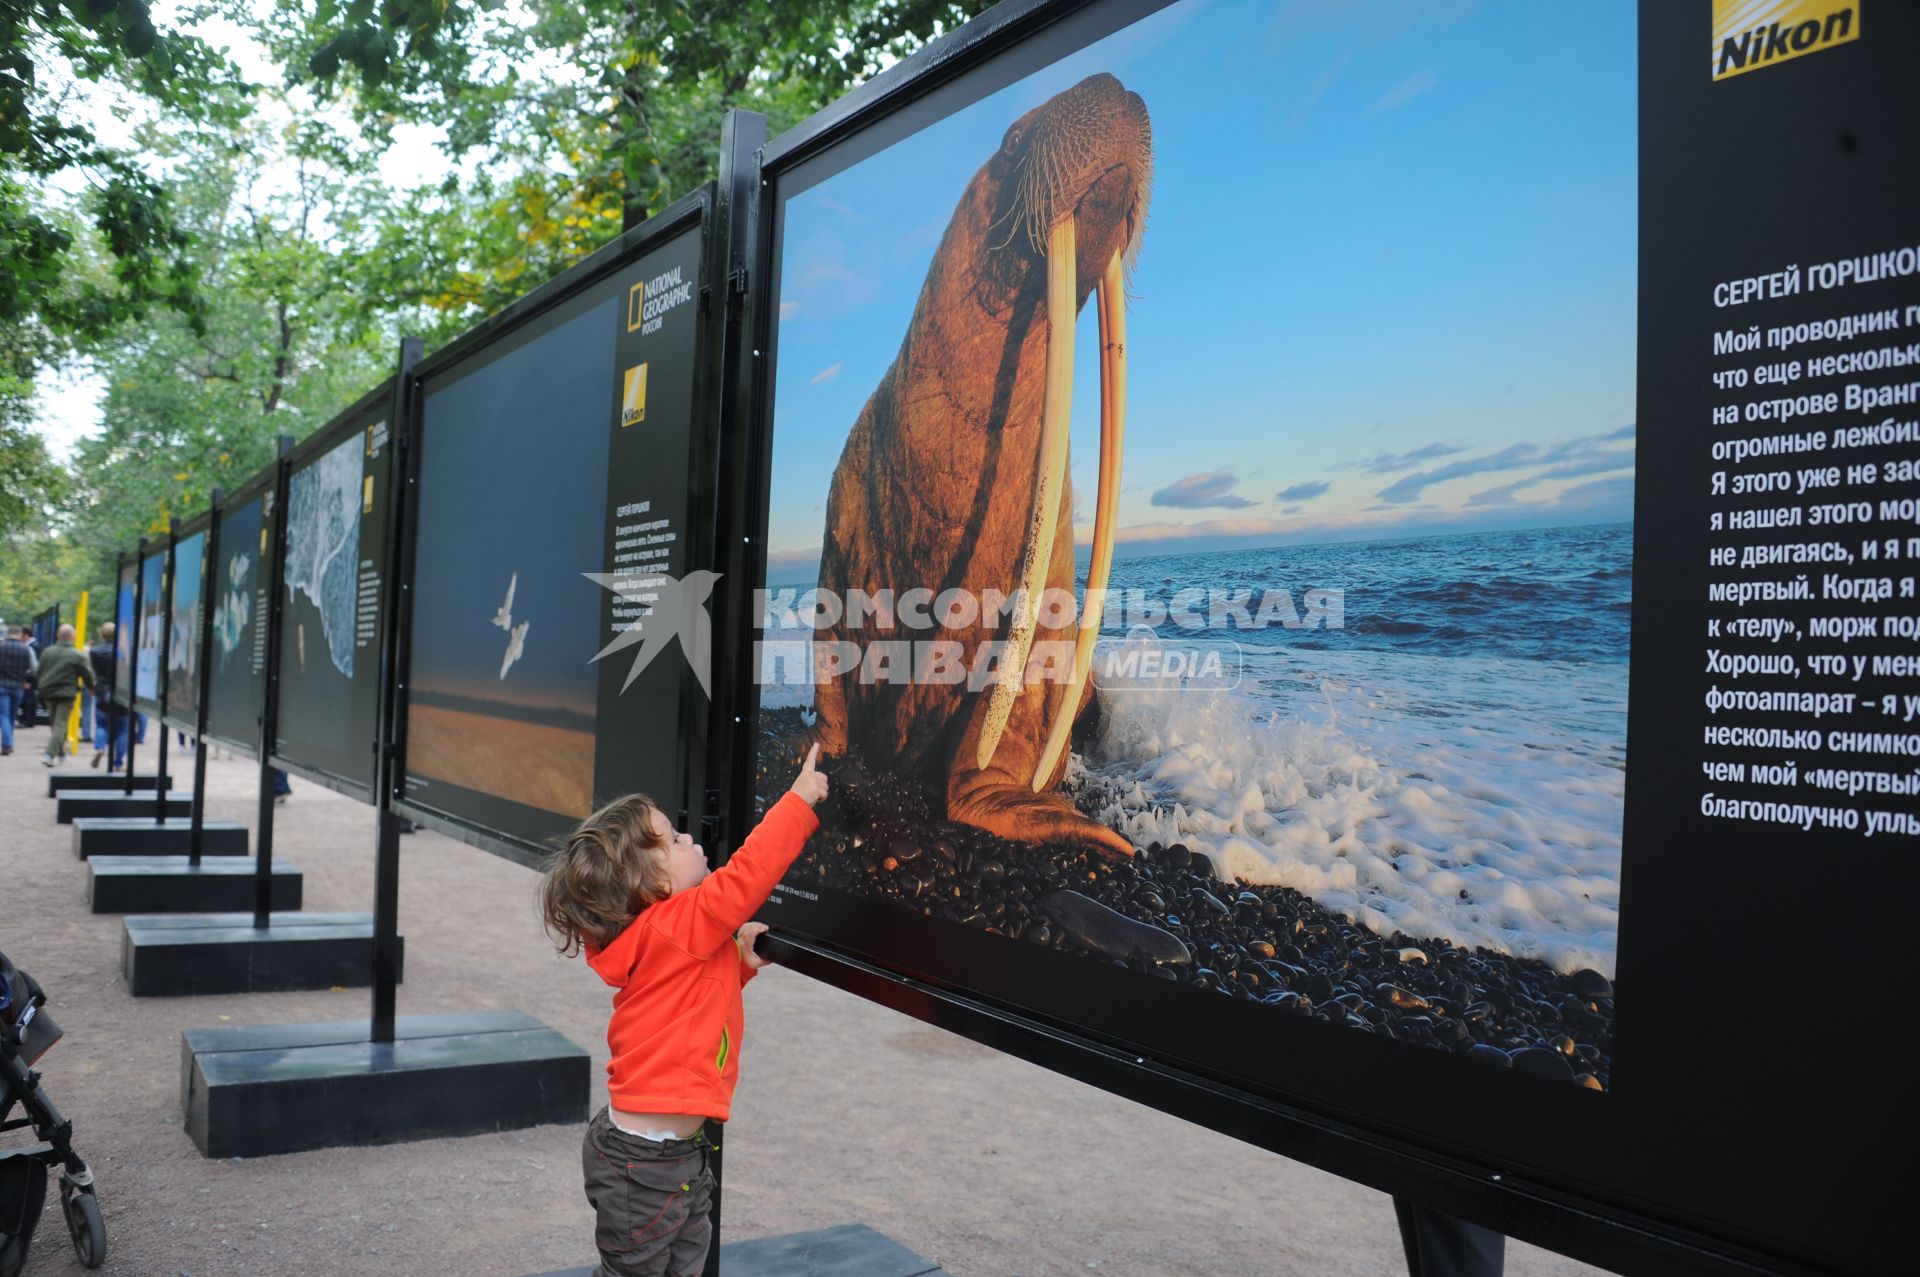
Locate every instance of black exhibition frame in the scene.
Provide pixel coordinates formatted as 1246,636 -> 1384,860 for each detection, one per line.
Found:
200,458 -> 282,756
160,507 -> 213,734
266,376 -> 399,802
714,1 -> 1897,1274
389,187 -> 720,869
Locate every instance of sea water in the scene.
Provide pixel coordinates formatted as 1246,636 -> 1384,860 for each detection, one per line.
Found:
764,523 -> 1630,976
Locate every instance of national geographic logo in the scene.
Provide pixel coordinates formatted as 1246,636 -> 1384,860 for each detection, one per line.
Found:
1713,1 -> 1859,80
627,265 -> 694,335
622,363 -> 648,427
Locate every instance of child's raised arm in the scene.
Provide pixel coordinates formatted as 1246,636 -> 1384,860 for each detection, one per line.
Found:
664,745 -> 828,955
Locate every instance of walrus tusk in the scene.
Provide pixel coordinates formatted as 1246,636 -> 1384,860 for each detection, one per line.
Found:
977,216 -> 1077,772
1032,250 -> 1126,790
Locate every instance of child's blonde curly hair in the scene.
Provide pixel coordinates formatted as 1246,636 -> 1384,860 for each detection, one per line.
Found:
539,793 -> 676,957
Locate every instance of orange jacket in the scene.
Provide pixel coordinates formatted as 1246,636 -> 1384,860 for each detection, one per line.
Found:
584,792 -> 819,1119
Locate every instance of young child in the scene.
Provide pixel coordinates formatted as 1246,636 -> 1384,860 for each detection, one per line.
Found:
541,744 -> 829,1277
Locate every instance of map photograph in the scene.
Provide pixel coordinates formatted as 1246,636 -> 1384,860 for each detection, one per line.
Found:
405,298 -> 617,830
275,429 -> 370,778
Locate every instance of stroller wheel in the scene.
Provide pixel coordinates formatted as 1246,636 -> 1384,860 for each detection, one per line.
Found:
60,1188 -> 104,1269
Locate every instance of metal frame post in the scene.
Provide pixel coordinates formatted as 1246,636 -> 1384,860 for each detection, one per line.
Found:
152,524 -> 175,825
187,491 -> 221,867
371,338 -> 424,1045
123,543 -> 143,796
254,439 -> 295,926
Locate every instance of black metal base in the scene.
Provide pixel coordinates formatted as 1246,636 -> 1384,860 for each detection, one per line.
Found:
46,771 -> 173,797
55,792 -> 192,824
122,912 -> 400,997
181,1010 -> 590,1159
89,858 -> 302,914
524,1223 -> 943,1277
72,818 -> 248,859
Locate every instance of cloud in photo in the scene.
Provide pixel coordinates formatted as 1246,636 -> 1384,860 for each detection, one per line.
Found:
1152,471 -> 1255,509
1350,441 -> 1467,473
1276,480 -> 1331,502
1369,69 -> 1438,115
810,363 -> 842,385
1377,426 -> 1635,504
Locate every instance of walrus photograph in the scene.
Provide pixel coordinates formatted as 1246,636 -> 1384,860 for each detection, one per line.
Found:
756,2 -> 1631,1090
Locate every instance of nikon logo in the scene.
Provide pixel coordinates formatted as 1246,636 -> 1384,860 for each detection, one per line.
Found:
621,363 -> 648,427
1714,1 -> 1859,81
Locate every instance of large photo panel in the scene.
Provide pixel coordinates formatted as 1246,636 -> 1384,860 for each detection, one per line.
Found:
760,0 -> 1628,1088
134,547 -> 166,710
401,205 -> 709,860
111,560 -> 136,706
163,521 -> 208,728
272,397 -> 395,796
204,478 -> 273,752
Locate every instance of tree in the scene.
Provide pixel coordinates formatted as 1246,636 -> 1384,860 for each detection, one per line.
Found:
0,0 -> 246,338
65,99 -> 398,587
254,0 -> 992,319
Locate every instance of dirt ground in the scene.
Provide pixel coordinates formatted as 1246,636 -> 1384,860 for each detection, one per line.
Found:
1,724 -> 1611,1276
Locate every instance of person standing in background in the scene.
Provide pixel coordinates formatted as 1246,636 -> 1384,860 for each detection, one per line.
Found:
34,624 -> 92,767
0,625 -> 36,756
16,626 -> 39,726
89,623 -> 127,770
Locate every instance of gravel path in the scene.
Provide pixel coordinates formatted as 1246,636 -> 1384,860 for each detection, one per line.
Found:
2,725 -> 1610,1276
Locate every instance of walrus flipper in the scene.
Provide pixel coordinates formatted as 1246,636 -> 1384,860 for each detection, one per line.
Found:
948,764 -> 1134,860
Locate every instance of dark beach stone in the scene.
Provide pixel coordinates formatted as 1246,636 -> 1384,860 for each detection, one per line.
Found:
1467,1044 -> 1512,1068
1246,940 -> 1275,960
1511,1047 -> 1575,1081
1549,1034 -> 1577,1057
887,837 -> 923,863
1575,1073 -> 1604,1091
1377,984 -> 1430,1012
1191,890 -> 1230,917
1162,844 -> 1192,870
1042,890 -> 1191,967
1570,968 -> 1613,999
1024,924 -> 1052,947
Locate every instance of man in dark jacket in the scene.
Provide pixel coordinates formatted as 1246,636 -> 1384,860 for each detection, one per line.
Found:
0,625 -> 34,756
88,623 -> 127,769
34,625 -> 92,766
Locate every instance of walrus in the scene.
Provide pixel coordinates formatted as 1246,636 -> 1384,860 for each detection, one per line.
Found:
810,73 -> 1151,860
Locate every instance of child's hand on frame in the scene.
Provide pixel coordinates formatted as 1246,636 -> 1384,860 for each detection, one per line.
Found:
736,922 -> 770,971
789,743 -> 830,806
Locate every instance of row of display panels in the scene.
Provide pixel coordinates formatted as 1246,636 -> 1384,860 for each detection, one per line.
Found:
107,192 -> 716,828
98,1 -> 1916,1269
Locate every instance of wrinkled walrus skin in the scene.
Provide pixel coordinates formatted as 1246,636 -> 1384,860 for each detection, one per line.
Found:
811,73 -> 1151,859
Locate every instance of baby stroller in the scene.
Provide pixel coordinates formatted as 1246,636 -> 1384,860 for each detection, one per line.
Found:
1,951 -> 104,1274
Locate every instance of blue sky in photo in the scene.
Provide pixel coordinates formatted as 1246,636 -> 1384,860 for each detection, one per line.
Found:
766,0 -> 1636,574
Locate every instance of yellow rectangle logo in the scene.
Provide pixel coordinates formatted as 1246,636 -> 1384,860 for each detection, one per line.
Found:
622,363 -> 648,427
1714,1 -> 1859,80
362,475 -> 374,514
627,280 -> 645,332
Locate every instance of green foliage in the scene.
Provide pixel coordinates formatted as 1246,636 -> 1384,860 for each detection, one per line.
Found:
64,102 -> 395,588
0,0 -> 245,339
255,0 -> 992,318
